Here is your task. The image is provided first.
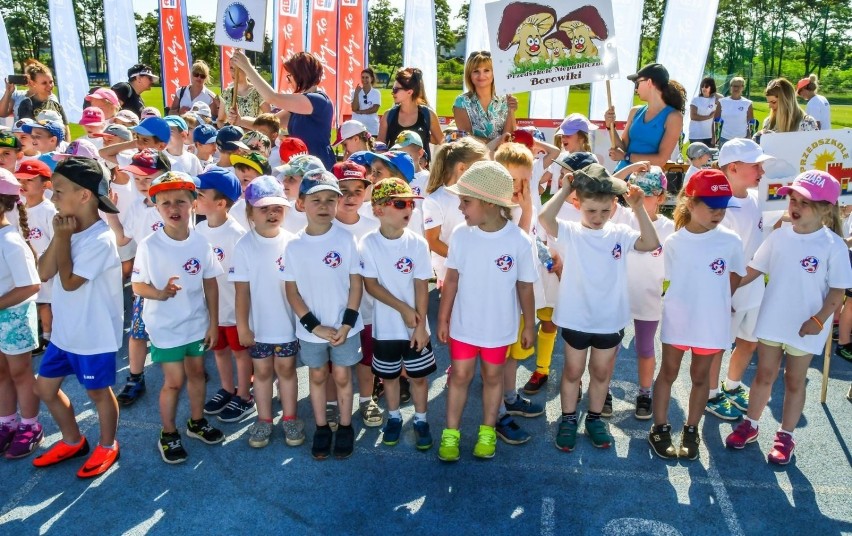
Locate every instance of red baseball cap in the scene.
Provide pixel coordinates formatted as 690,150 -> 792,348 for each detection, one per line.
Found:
278,136 -> 309,165
684,169 -> 742,209
507,129 -> 535,149
14,160 -> 52,180
332,161 -> 369,184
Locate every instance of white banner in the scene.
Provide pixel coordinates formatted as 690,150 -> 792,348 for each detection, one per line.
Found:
104,0 -> 138,87
588,0 -> 643,120
0,13 -> 13,127
656,0 -> 719,134
486,0 -> 619,95
529,86 -> 568,120
48,0 -> 89,124
464,0 -> 491,92
403,0 -> 437,108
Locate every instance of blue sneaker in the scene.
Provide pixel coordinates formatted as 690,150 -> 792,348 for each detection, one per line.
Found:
413,420 -> 433,450
722,382 -> 749,412
705,394 -> 742,421
217,396 -> 256,423
382,417 -> 402,446
495,414 -> 531,445
116,375 -> 146,406
504,394 -> 544,418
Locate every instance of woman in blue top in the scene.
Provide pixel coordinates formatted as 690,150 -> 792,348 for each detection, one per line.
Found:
231,50 -> 335,169
452,51 -> 517,142
605,63 -> 685,172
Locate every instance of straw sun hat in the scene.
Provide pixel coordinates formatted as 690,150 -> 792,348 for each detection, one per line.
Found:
446,160 -> 517,208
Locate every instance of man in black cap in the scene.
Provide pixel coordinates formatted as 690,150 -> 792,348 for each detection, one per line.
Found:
111,64 -> 160,118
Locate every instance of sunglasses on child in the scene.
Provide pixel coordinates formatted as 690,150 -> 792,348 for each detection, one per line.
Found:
385,199 -> 415,209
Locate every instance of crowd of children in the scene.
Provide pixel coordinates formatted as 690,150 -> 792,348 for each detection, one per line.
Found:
0,96 -> 849,478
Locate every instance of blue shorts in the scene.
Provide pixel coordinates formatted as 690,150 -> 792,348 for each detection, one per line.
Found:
38,343 -> 117,390
250,340 -> 299,359
130,295 -> 148,340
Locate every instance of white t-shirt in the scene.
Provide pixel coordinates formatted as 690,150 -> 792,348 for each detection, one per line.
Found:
110,180 -> 139,221
683,165 -> 700,189
627,215 -> 675,321
335,217 -> 379,324
282,224 -> 364,343
423,186 -> 465,281
0,226 -> 39,308
719,97 -> 752,140
50,221 -> 123,354
552,220 -> 639,333
351,88 -> 381,136
229,198 -> 249,232
752,226 -> 852,355
689,95 -> 717,140
229,229 -> 297,343
196,217 -> 246,326
281,208 -> 307,235
178,86 -> 217,110
445,223 -> 538,347
359,228 -> 433,340
806,95 -> 831,130
721,189 -> 765,311
166,150 -> 203,177
122,199 -> 164,242
132,230 -> 223,348
27,200 -> 57,303
660,226 -> 746,348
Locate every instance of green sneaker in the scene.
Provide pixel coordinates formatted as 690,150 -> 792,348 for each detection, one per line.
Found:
555,417 -> 578,452
706,393 -> 742,421
722,382 -> 749,412
585,418 -> 613,448
473,425 -> 497,459
438,428 -> 461,462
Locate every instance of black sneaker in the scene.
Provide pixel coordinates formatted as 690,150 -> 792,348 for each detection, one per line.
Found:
32,337 -> 48,356
601,391 -> 614,418
399,377 -> 411,404
311,425 -> 333,460
679,425 -> 701,460
217,396 -> 256,422
203,389 -> 234,415
635,394 -> 652,420
159,430 -> 188,464
334,424 -> 355,459
116,375 -> 146,406
186,418 -> 224,445
648,424 -> 677,459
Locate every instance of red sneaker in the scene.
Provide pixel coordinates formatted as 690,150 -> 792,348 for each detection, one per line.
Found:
767,431 -> 796,465
725,420 -> 759,449
77,442 -> 120,479
522,371 -> 549,395
32,437 -> 90,467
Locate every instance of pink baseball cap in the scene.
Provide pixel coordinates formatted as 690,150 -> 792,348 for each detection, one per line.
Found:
53,138 -> 101,161
0,168 -> 22,196
777,170 -> 841,204
79,107 -> 106,127
85,87 -> 120,107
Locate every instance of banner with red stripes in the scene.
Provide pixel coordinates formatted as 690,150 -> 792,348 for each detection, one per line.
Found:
306,0 -> 339,116
273,0 -> 306,92
158,0 -> 193,109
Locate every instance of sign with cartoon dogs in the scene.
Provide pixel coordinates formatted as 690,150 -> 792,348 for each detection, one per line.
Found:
214,0 -> 268,52
486,0 -> 618,94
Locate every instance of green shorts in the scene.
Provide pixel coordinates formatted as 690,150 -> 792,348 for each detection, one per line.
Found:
150,340 -> 206,363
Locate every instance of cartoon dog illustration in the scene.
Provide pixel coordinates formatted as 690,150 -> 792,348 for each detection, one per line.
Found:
497,2 -> 557,66
555,6 -> 609,59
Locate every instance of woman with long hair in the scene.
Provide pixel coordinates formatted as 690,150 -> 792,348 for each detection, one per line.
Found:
758,78 -> 818,138
170,60 -> 220,118
378,68 -> 443,161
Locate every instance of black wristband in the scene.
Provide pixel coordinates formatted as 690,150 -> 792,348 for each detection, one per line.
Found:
300,312 -> 321,333
342,308 -> 359,328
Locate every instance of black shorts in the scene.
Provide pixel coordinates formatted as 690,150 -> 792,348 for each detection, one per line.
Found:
561,328 -> 624,351
372,339 -> 437,379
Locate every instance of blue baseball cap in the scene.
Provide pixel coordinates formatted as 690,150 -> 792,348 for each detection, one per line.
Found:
193,124 -> 218,145
22,120 -> 64,142
245,175 -> 290,207
363,150 -> 415,183
299,169 -> 342,196
132,117 -> 171,143
216,125 -> 244,152
347,150 -> 370,168
196,166 -> 242,202
164,115 -> 188,132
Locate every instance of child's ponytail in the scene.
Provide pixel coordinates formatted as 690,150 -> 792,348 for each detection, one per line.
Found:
0,195 -> 37,267
672,190 -> 692,230
426,137 -> 488,194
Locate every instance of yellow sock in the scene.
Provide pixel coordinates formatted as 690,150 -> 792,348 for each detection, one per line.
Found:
508,315 -> 535,360
535,328 -> 557,374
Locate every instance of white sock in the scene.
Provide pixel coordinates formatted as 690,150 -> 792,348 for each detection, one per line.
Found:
388,409 -> 401,420
725,379 -> 741,390
414,412 -> 427,423
745,416 -> 759,428
0,414 -> 17,426
779,428 -> 795,439
326,401 -> 338,407
359,396 -> 372,404
497,402 -> 507,418
709,388 -> 721,398
20,416 -> 38,426
42,331 -> 51,341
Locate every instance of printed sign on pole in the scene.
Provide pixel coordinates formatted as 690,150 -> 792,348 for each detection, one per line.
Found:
215,0 -> 269,52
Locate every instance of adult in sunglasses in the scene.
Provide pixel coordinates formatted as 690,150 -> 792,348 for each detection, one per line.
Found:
378,68 -> 443,161
452,50 -> 517,143
168,60 -> 220,118
351,68 -> 381,136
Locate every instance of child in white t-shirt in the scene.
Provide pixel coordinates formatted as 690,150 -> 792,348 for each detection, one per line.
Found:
229,151 -> 270,231
283,170 -> 363,460
540,164 -> 660,453
131,172 -> 224,464
360,179 -> 436,449
163,115 -> 203,177
726,171 -> 852,464
650,169 -> 745,461
437,161 -> 537,462
277,154 -> 325,235
230,177 -> 302,448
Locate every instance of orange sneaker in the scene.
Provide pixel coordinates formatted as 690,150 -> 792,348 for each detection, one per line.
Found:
76,442 -> 120,479
32,437 -> 90,468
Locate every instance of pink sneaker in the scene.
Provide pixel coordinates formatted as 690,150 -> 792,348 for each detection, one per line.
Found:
6,422 -> 44,459
0,421 -> 17,453
767,431 -> 796,465
725,420 -> 759,449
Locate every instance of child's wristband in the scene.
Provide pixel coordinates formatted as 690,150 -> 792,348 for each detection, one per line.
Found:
300,312 -> 321,333
810,315 -> 824,330
342,308 -> 359,328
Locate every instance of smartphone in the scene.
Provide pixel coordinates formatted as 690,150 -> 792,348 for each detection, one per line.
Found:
7,75 -> 27,85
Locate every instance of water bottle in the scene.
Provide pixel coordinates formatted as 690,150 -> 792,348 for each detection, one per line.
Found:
535,237 -> 554,272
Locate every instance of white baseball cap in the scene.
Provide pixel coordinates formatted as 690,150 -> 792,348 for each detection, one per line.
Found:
718,138 -> 774,167
333,120 -> 368,146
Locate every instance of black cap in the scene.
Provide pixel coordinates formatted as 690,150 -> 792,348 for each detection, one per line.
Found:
554,152 -> 598,172
627,63 -> 669,86
53,157 -> 119,214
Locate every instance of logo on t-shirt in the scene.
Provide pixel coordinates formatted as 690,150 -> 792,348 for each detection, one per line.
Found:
758,217 -> 764,231
495,254 -> 514,272
800,256 -> 819,273
412,186 -> 421,195
651,245 -> 663,257
213,247 -> 225,261
152,221 -> 164,231
709,258 -> 727,275
323,251 -> 342,268
28,228 -> 43,240
611,243 -> 622,260
228,267 -> 235,274
395,256 -> 414,274
276,255 -> 286,272
183,257 -> 201,275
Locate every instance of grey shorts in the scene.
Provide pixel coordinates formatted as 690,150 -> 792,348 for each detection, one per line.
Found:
298,335 -> 362,368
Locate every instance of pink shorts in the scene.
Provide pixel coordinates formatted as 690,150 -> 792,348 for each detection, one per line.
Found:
671,344 -> 722,356
449,338 -> 509,365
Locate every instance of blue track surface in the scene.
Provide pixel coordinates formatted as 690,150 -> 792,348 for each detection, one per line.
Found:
2,287 -> 851,535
